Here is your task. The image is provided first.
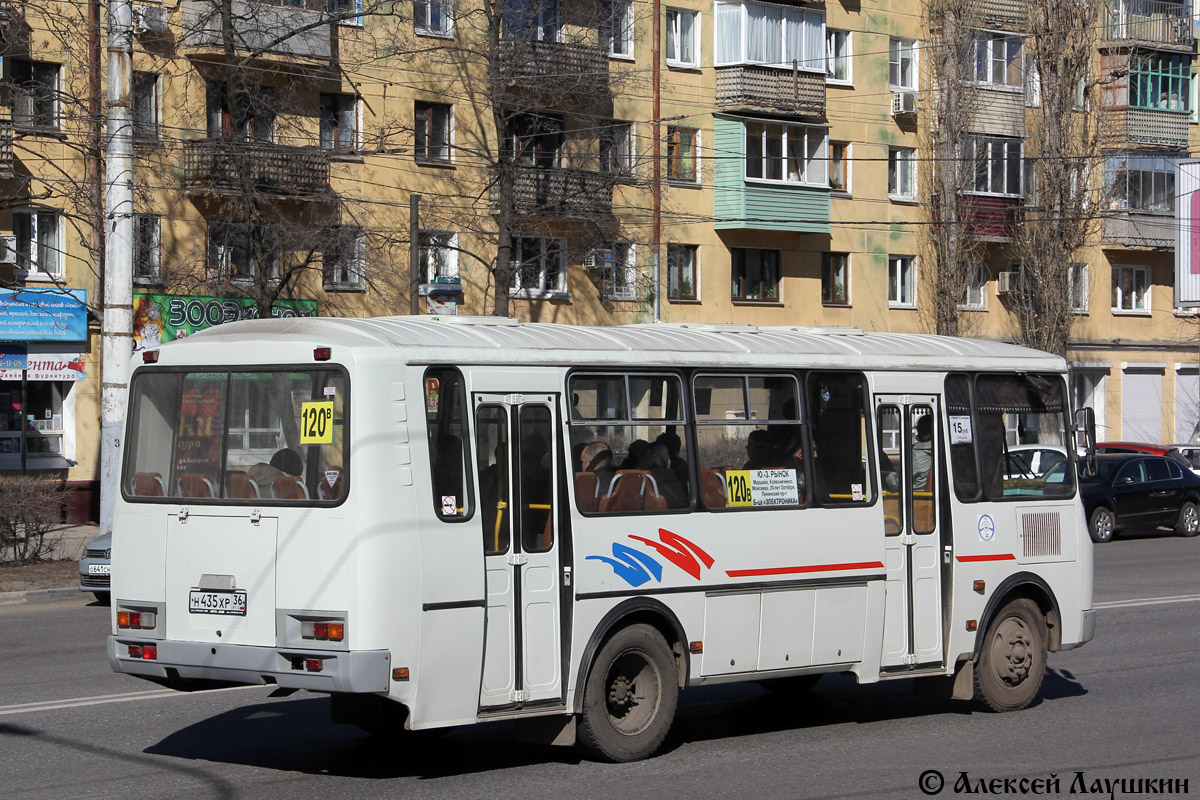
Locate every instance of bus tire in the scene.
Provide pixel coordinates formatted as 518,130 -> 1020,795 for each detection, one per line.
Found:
1175,501 -> 1200,537
577,624 -> 678,762
1089,507 -> 1115,543
973,598 -> 1047,713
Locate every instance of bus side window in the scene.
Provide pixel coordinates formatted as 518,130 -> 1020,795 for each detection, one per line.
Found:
425,368 -> 473,521
477,406 -> 511,554
809,372 -> 872,505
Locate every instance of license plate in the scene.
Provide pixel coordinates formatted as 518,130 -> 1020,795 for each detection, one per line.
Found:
88,564 -> 111,575
189,590 -> 247,616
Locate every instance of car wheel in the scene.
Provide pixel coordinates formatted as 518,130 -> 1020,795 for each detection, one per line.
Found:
1176,501 -> 1200,537
1089,507 -> 1115,544
972,598 -> 1048,712
577,624 -> 678,762
93,592 -> 111,605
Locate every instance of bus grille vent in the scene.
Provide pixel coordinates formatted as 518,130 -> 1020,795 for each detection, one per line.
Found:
1021,512 -> 1061,557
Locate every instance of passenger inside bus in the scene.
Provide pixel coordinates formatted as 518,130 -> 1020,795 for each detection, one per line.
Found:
656,431 -> 689,485
641,443 -> 688,508
912,415 -> 934,491
248,448 -> 303,485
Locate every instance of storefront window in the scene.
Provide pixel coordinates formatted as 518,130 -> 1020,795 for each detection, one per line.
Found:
0,381 -> 66,462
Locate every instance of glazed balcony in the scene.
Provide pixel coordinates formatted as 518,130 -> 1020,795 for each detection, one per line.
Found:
963,195 -> 1023,240
494,40 -> 610,98
180,0 -> 333,60
715,65 -> 825,119
182,139 -> 330,199
0,117 -> 12,178
1102,211 -> 1175,249
500,167 -> 612,218
1102,0 -> 1193,48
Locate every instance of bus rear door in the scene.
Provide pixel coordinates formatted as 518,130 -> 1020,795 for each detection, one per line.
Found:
473,393 -> 564,708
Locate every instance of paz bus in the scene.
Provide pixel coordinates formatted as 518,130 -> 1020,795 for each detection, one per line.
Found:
109,316 -> 1095,762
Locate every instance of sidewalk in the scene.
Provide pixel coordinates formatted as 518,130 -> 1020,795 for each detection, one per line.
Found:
0,523 -> 101,607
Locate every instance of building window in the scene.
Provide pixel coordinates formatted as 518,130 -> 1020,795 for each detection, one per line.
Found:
206,81 -> 275,141
324,227 -> 365,289
0,380 -> 69,466
667,244 -> 698,300
1104,153 -> 1182,212
713,2 -> 824,70
207,222 -> 280,283
888,147 -> 916,199
413,0 -> 452,35
134,215 -> 161,283
822,252 -> 849,306
12,211 -> 61,278
665,8 -> 699,67
744,120 -> 827,186
1070,263 -> 1089,313
731,248 -> 780,302
501,0 -> 560,41
505,113 -> 563,167
320,94 -> 359,151
961,261 -> 986,310
510,237 -> 566,296
133,72 -> 159,140
600,122 -> 633,176
667,126 -> 698,182
1111,265 -> 1149,312
889,255 -> 916,308
889,38 -> 917,90
10,60 -> 59,130
964,137 -> 1023,196
420,231 -> 459,283
829,141 -> 849,192
606,0 -> 634,57
414,102 -> 453,164
826,28 -> 851,82
1131,52 -> 1190,113
587,243 -> 637,300
328,0 -> 365,24
970,32 -> 1022,88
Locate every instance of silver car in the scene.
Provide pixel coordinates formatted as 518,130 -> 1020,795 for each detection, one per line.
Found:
78,531 -> 111,604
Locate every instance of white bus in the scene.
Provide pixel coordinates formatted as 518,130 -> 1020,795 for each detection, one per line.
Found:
109,317 -> 1095,761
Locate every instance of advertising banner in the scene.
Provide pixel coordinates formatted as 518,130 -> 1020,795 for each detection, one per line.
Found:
0,289 -> 88,342
0,344 -> 86,381
133,293 -> 318,350
1175,160 -> 1200,308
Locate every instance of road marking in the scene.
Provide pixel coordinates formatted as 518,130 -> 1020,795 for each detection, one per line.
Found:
1094,593 -> 1200,610
0,684 -> 262,717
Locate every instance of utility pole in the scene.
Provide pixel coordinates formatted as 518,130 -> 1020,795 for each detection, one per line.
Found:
99,0 -> 134,535
410,194 -> 421,315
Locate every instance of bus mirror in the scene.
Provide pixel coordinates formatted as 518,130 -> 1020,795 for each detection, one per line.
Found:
1074,407 -> 1096,477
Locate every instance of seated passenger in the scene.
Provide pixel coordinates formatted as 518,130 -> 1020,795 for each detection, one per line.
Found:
743,429 -> 775,469
640,442 -> 688,508
620,439 -> 649,470
248,447 -> 303,485
580,441 -> 616,497
656,431 -> 690,484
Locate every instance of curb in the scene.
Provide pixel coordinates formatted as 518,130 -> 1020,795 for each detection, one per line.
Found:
0,587 -> 86,607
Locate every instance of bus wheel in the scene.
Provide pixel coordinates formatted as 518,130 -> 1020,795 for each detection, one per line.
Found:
1089,507 -> 1115,544
577,624 -> 678,762
973,598 -> 1047,712
1175,501 -> 1200,537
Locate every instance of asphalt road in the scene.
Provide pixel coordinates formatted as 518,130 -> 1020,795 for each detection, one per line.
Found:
1,530 -> 1197,800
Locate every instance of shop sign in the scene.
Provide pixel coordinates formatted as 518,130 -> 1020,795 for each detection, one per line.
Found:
0,344 -> 86,381
0,289 -> 89,343
133,293 -> 318,350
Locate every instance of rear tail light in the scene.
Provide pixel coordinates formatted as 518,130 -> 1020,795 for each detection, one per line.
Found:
127,644 -> 158,660
117,610 -> 157,629
301,620 -> 345,641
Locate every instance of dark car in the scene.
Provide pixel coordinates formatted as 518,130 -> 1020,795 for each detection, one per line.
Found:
1078,453 -> 1200,543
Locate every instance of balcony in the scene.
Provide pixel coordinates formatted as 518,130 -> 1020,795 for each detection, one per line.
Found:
968,87 -> 1025,138
0,117 -> 12,178
1102,0 -> 1193,48
1103,107 -> 1190,149
502,167 -> 612,217
180,0 -> 333,61
182,139 -> 330,199
963,195 -> 1022,240
494,40 -> 609,99
715,65 -> 826,119
1103,211 -> 1175,248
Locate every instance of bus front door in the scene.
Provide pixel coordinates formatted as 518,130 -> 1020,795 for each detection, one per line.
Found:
876,397 -> 945,669
474,394 -> 564,709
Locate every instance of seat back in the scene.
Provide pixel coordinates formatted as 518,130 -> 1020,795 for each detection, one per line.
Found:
642,473 -> 668,511
226,472 -> 261,499
272,476 -> 309,500
178,473 -> 216,498
133,471 -> 165,497
598,470 -> 649,513
700,468 -> 727,509
574,471 -> 599,513
318,475 -> 344,501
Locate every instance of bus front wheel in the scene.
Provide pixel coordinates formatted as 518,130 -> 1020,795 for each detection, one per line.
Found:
577,624 -> 678,762
973,598 -> 1047,712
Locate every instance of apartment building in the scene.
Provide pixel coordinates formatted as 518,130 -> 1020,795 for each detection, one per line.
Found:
0,0 -> 1196,517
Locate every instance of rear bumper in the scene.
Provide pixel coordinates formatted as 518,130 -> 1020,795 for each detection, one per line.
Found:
1059,609 -> 1096,651
108,636 -> 391,693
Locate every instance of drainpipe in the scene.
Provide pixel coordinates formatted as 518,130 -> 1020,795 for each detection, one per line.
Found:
651,0 -> 662,323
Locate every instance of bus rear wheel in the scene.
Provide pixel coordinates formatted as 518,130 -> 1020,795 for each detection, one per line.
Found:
577,624 -> 678,762
973,598 -> 1047,712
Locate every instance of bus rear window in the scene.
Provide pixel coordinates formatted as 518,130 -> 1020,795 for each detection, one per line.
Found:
124,369 -> 348,503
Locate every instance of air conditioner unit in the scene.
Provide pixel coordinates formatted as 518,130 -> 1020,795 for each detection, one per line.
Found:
891,91 -> 918,116
997,271 -> 1019,294
0,235 -> 18,266
133,5 -> 169,34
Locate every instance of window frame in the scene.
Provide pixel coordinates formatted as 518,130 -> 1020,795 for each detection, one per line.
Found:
207,221 -> 281,284
133,214 -> 162,284
414,101 -> 454,164
888,146 -> 916,200
821,252 -> 849,306
600,121 -> 634,177
712,1 -> 826,71
667,243 -> 699,301
1070,263 -> 1089,314
413,0 -> 453,36
1104,153 -> 1182,213
323,226 -> 366,290
829,140 -> 850,193
420,230 -> 460,284
889,37 -> 917,91
1130,51 -> 1191,114
509,236 -> 568,297
424,366 -> 475,522
132,71 -> 160,141
743,119 -> 828,187
587,242 -> 638,301
606,0 -> 635,58
969,31 -> 1023,89
731,247 -> 781,302
10,59 -> 60,131
963,136 -> 1024,197
826,28 -> 851,83
888,254 -> 917,309
960,261 -> 987,311
320,93 -> 361,152
667,125 -> 699,183
665,8 -> 700,68
12,210 -> 62,280
1111,264 -> 1150,313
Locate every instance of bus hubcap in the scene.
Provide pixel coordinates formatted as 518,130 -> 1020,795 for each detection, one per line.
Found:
994,619 -> 1032,686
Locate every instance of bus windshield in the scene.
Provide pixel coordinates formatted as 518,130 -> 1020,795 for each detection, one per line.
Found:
123,368 -> 347,503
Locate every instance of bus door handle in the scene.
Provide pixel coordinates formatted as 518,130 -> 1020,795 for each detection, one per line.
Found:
943,545 -> 953,565
563,566 -> 572,587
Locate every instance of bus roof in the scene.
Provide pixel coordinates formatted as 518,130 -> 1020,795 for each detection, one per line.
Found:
159,316 -> 1066,372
